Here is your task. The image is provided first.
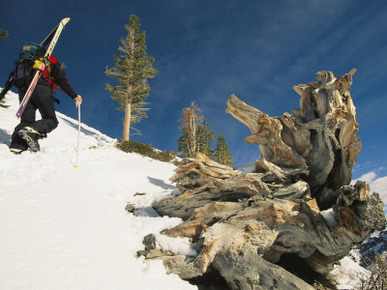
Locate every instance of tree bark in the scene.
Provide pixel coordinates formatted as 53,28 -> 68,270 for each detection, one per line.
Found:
123,101 -> 131,141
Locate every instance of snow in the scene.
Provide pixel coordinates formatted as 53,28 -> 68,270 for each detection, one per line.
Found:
0,91 -> 196,289
353,172 -> 387,213
320,208 -> 337,229
327,256 -> 370,290
0,90 -> 380,289
370,176 -> 387,210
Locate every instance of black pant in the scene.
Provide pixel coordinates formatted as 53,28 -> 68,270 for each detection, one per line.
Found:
10,83 -> 59,150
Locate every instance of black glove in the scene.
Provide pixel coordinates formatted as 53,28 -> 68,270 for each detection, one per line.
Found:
0,76 -> 13,101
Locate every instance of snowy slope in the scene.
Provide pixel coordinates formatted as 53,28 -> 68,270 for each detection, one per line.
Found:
0,91 -> 196,289
0,90 -> 376,290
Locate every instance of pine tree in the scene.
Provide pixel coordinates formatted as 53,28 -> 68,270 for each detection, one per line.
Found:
197,119 -> 216,159
177,104 -> 232,163
178,102 -> 203,158
105,15 -> 157,141
215,133 -> 233,167
177,133 -> 189,157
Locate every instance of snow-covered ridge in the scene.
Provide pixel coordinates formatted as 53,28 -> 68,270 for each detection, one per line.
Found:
56,110 -> 114,144
0,90 -> 196,289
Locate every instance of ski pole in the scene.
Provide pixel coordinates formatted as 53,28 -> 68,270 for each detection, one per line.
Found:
74,102 -> 81,167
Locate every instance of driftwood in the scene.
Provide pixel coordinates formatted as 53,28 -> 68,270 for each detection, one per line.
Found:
145,69 -> 386,289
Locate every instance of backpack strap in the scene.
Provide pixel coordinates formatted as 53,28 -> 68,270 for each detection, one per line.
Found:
12,59 -> 35,89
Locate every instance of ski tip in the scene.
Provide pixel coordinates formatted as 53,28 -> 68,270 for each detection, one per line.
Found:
62,17 -> 71,25
73,165 -> 80,168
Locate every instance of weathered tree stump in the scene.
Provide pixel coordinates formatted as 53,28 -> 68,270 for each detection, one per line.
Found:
146,69 -> 386,289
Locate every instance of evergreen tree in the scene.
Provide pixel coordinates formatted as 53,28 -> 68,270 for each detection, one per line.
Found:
215,133 -> 233,167
178,102 -> 203,158
105,15 -> 157,141
197,119 -> 216,159
177,104 -> 232,163
177,132 -> 189,157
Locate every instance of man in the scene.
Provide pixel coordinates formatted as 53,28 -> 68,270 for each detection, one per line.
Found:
0,42 -> 82,154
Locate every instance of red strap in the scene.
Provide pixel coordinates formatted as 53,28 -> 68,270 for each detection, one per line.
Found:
48,55 -> 58,64
41,55 -> 58,90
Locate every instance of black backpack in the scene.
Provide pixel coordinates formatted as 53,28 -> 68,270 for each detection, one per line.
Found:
12,42 -> 46,89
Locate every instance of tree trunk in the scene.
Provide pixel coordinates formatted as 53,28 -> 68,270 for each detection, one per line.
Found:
122,29 -> 135,142
189,113 -> 197,157
123,101 -> 131,141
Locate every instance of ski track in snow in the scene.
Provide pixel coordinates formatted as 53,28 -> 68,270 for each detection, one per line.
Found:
0,92 -> 196,289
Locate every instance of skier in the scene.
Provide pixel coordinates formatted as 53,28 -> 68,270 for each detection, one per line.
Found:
1,43 -> 82,154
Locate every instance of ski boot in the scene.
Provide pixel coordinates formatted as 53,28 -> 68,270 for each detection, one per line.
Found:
18,126 -> 46,152
9,148 -> 25,154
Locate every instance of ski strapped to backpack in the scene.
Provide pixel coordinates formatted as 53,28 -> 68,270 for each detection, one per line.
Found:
16,17 -> 70,118
0,44 -> 46,102
11,43 -> 46,89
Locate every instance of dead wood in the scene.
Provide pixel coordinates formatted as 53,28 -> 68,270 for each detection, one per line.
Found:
144,69 -> 385,289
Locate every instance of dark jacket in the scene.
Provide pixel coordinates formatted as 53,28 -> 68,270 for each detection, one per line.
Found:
0,55 -> 78,101
39,55 -> 78,99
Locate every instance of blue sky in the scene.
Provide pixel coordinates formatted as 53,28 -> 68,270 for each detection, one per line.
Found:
1,0 -> 386,178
